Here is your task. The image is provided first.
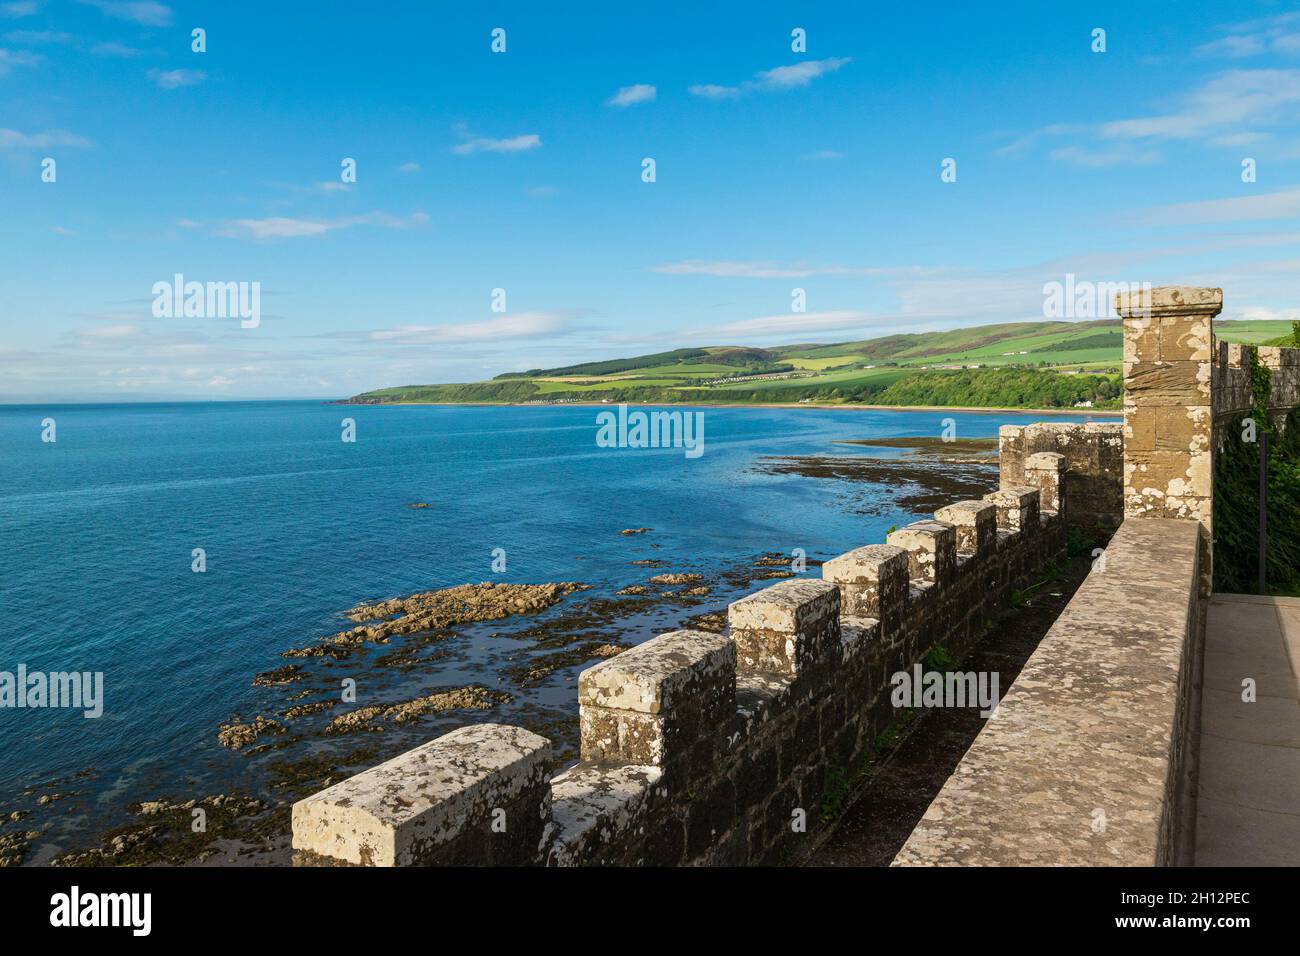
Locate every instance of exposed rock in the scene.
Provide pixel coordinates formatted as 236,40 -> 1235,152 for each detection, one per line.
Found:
252,664 -> 305,687
681,585 -> 712,596
648,573 -> 703,586
408,502 -> 433,509
217,715 -> 286,750
281,700 -> 336,720
322,685 -> 513,735
287,582 -> 589,657
0,831 -> 32,867
616,585 -> 650,595
620,527 -> 652,535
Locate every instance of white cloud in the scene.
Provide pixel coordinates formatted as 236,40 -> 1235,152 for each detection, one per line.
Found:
801,150 -> 843,161
0,127 -> 90,148
80,0 -> 171,27
754,58 -> 851,89
607,83 -> 656,107
690,57 -> 851,100
220,211 -> 429,240
398,161 -> 420,173
368,312 -> 571,344
317,181 -> 350,193
148,67 -> 204,89
451,132 -> 541,155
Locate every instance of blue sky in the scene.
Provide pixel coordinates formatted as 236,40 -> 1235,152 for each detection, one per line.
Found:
2,0 -> 1300,401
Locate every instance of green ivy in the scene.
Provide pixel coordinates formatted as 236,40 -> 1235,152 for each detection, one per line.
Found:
1213,355 -> 1300,593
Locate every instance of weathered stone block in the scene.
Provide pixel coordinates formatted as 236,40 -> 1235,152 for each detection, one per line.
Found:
578,629 -> 735,771
729,579 -> 841,680
935,500 -> 997,555
1023,452 -> 1066,516
984,486 -> 1040,535
886,520 -> 957,588
292,723 -> 552,866
821,544 -> 908,637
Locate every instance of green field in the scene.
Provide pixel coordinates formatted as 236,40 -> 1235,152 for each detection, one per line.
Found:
347,318 -> 1294,411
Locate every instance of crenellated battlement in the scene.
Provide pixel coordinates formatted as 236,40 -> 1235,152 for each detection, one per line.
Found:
290,449 -> 1071,867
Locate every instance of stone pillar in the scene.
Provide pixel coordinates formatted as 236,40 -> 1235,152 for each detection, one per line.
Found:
934,500 -> 997,556
886,520 -> 957,588
985,487 -> 1040,535
292,723 -> 553,866
578,629 -> 735,777
1024,451 -> 1067,518
1117,286 -> 1220,528
821,544 -> 909,639
728,579 -> 840,680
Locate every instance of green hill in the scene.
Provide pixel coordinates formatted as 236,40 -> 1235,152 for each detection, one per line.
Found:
345,318 -> 1292,411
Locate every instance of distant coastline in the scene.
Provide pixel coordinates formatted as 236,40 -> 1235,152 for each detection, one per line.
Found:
335,398 -> 1122,417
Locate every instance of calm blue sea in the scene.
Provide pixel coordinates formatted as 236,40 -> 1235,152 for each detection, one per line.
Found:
0,401 -> 1114,853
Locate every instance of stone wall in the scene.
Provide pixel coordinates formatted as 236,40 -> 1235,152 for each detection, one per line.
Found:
1212,341 -> 1300,431
894,517 -> 1203,866
291,458 -> 1070,866
999,421 -> 1123,529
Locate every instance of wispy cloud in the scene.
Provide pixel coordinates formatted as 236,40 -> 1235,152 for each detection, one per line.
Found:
79,0 -> 171,27
0,46 -> 40,74
0,1 -> 39,17
451,130 -> 541,155
607,83 -> 655,107
366,312 -> 573,345
398,161 -> 420,173
4,28 -> 71,43
1101,69 -> 1300,141
1143,187 -> 1300,225
693,310 -> 875,338
690,57 -> 850,100
92,40 -> 141,57
0,127 -> 90,148
1196,12 -> 1300,58
148,67 -> 204,89
801,150 -> 843,161
219,211 -> 429,240
652,259 -> 937,279
1050,144 -> 1162,167
1000,69 -> 1300,162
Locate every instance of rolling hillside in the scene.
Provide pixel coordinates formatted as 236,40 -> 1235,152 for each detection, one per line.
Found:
347,318 -> 1293,411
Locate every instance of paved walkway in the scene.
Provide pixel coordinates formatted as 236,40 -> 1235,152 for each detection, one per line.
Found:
1194,594 -> 1300,865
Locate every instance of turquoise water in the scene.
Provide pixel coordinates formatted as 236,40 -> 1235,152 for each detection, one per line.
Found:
0,401 -> 1114,853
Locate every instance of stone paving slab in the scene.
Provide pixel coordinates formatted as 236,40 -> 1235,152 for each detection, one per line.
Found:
1194,596 -> 1300,866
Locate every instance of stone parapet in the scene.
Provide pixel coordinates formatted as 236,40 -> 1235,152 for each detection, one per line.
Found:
292,456 -> 1068,866
1000,421 -> 1123,528
894,517 -> 1203,866
291,723 -> 552,866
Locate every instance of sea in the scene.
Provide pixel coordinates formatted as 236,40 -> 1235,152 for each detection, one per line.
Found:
0,401 -> 1116,860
